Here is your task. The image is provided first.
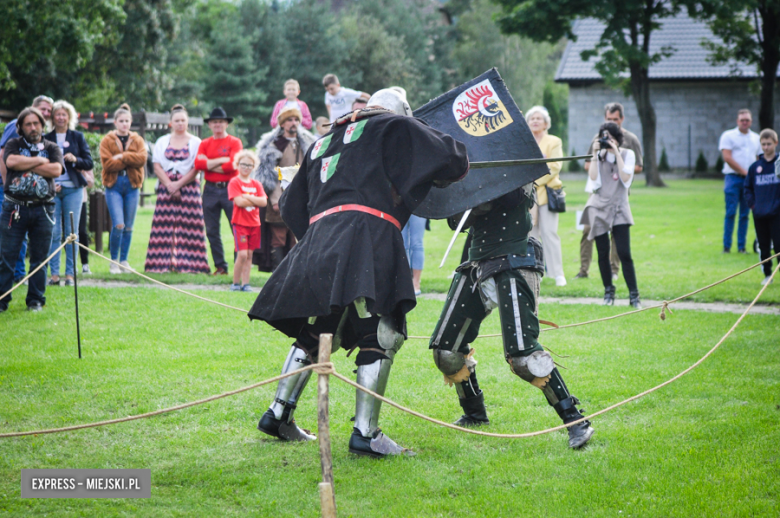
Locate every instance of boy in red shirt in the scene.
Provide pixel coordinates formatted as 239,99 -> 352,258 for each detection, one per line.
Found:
228,151 -> 267,291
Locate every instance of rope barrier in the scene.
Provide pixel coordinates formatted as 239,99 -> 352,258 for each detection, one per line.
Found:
2,260 -> 776,439
0,234 -> 76,302
407,251 -> 780,340
0,363 -> 333,438
75,241 -> 778,340
77,243 -> 248,314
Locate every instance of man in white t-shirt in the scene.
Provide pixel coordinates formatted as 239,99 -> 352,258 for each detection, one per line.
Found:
718,109 -> 761,253
322,73 -> 369,123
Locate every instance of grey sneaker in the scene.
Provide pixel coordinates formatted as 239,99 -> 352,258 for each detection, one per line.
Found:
82,264 -> 92,275
109,262 -> 122,274
26,303 -> 44,312
241,284 -> 253,292
229,284 -> 242,292
119,260 -> 135,273
761,276 -> 774,286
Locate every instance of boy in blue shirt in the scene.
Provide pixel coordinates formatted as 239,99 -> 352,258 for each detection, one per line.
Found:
744,129 -> 780,285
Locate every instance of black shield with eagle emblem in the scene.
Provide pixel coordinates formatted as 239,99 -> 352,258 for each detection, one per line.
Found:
412,68 -> 549,219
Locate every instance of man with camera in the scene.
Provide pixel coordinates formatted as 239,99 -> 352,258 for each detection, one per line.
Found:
0,106 -> 64,313
578,103 -> 643,280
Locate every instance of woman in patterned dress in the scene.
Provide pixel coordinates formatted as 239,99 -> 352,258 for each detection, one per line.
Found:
144,104 -> 211,273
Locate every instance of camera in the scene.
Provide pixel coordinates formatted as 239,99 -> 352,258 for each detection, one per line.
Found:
597,130 -> 611,149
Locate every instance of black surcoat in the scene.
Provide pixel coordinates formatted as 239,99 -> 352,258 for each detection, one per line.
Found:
248,111 -> 469,337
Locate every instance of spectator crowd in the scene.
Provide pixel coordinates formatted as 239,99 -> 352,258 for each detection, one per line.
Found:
1,74 -> 778,314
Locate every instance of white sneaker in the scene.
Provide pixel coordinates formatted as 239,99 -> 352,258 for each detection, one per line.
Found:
760,276 -> 774,286
120,261 -> 135,273
82,264 -> 92,275
555,276 -> 567,287
109,262 -> 122,274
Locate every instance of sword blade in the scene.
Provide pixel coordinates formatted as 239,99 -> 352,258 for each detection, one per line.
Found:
439,209 -> 471,269
469,155 -> 591,169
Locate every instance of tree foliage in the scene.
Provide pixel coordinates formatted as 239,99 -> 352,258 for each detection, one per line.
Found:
492,0 -> 679,186
687,0 -> 780,129
0,0 -> 125,108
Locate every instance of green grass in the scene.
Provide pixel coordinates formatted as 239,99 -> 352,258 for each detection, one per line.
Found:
75,178 -> 779,304
2,177 -> 779,516
1,285 -> 778,516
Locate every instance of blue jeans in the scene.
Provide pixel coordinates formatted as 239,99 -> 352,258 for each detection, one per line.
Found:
723,174 -> 750,251
48,186 -> 82,277
0,200 -> 55,309
0,185 -> 27,278
402,215 -> 426,270
105,175 -> 139,262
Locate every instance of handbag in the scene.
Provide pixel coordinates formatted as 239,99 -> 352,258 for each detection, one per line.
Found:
546,185 -> 566,213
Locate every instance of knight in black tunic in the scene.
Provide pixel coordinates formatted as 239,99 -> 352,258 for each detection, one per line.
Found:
249,89 -> 469,457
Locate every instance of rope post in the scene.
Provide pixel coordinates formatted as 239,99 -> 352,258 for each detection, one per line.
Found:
317,334 -> 337,518
69,213 -> 82,359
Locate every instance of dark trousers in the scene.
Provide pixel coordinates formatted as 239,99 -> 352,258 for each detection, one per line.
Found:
594,224 -> 638,293
202,182 -> 234,271
78,201 -> 89,265
0,201 -> 55,309
754,212 -> 780,277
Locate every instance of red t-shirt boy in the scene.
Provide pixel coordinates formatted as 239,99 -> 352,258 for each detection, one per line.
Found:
227,151 -> 267,292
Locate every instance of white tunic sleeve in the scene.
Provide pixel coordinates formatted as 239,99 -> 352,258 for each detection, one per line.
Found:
620,149 -> 635,189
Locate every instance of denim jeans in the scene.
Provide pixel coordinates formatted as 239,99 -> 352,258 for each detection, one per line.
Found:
48,186 -> 82,277
401,215 -> 426,270
105,175 -> 139,262
0,200 -> 55,309
0,185 -> 28,278
723,174 -> 749,251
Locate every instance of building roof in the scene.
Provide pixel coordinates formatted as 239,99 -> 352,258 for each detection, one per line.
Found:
555,13 -> 768,83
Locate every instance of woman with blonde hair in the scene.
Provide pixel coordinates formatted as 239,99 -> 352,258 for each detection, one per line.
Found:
45,99 -> 93,285
526,105 -> 566,286
144,104 -> 210,274
99,103 -> 147,273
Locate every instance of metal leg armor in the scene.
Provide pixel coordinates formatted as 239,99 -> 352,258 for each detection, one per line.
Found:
257,344 -> 316,441
348,320 -> 415,457
541,368 -> 594,449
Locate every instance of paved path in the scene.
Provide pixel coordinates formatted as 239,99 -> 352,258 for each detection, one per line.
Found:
75,279 -> 780,316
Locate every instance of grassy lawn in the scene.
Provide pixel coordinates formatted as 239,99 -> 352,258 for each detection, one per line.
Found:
76,178 -> 778,304
1,282 -> 778,516
1,177 -> 778,516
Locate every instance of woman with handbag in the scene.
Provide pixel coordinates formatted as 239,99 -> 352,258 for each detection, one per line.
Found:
526,106 -> 567,286
45,100 -> 94,286
581,122 -> 640,308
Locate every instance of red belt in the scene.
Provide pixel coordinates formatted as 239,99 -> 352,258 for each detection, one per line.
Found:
309,204 -> 401,230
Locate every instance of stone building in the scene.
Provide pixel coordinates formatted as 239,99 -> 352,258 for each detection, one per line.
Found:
556,13 -> 780,170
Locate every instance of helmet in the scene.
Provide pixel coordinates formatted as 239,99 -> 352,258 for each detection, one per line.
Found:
367,89 -> 412,117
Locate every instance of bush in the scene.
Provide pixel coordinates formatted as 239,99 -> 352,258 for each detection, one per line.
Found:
714,155 -> 724,173
658,147 -> 670,172
568,148 -> 581,172
695,151 -> 708,172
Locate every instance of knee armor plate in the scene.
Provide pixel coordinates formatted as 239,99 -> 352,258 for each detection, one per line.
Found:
508,350 -> 554,385
433,349 -> 476,386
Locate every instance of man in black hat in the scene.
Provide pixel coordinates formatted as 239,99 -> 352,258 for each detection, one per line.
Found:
194,107 -> 243,275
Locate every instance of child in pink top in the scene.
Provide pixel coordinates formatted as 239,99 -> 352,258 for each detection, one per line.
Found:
270,79 -> 313,130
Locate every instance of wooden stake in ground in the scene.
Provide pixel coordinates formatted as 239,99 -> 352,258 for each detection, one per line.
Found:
317,334 -> 337,517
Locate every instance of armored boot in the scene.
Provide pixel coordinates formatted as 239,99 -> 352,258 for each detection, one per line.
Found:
542,368 -> 594,449
455,392 -> 490,427
270,247 -> 285,272
454,370 -> 489,427
348,358 -> 415,458
629,290 -> 642,309
257,345 -> 316,441
603,285 -> 616,306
